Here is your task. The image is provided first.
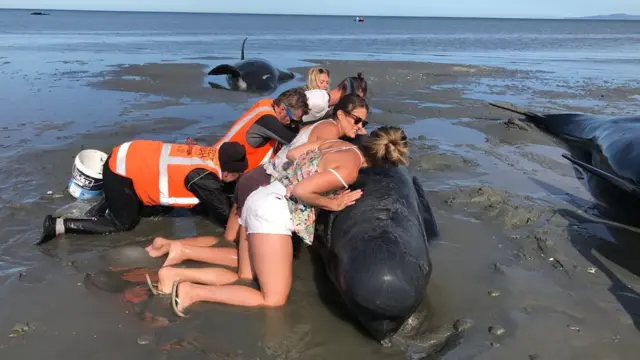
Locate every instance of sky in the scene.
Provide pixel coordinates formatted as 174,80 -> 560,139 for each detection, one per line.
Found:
1,0 -> 639,19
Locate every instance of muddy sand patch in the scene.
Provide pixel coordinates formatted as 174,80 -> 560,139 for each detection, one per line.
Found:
86,62 -> 252,106
432,185 -> 554,229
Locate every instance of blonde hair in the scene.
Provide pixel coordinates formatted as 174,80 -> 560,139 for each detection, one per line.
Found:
361,126 -> 409,167
306,67 -> 331,90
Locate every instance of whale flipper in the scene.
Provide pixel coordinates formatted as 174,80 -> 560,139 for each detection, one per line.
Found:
412,176 -> 439,242
208,64 -> 242,77
488,101 -> 543,119
562,154 -> 640,198
207,81 -> 232,91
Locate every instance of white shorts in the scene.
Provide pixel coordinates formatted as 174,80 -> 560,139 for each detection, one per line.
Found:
239,181 -> 294,236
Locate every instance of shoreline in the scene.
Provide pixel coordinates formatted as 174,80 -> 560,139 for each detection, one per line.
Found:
1,56 -> 640,359
5,8 -> 640,22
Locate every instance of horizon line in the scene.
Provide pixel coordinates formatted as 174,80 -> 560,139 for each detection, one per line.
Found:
4,7 -> 638,20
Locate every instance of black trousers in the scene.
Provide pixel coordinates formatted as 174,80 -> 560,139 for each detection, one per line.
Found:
61,156 -> 233,235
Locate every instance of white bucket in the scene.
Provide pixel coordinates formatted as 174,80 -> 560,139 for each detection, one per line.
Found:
68,149 -> 108,200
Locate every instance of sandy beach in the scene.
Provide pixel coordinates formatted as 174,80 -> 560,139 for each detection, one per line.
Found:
1,54 -> 640,360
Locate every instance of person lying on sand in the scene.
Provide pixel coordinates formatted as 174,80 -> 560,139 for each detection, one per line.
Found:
37,141 -> 248,245
146,125 -> 409,316
145,94 -> 371,269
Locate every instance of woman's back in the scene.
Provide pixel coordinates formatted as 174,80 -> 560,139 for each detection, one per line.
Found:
277,139 -> 363,245
264,119 -> 339,177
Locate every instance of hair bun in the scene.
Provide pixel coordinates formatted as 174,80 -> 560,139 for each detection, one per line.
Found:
364,126 -> 409,168
357,72 -> 363,78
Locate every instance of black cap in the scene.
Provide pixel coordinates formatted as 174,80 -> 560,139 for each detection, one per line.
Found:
218,142 -> 248,173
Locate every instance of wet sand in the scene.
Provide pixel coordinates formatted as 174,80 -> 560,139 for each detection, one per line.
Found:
1,57 -> 640,359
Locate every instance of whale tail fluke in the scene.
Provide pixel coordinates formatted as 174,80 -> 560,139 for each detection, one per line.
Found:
241,37 -> 248,60
208,64 -> 242,77
277,69 -> 295,83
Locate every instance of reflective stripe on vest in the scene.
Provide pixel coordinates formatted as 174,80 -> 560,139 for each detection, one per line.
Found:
113,142 -> 222,207
258,146 -> 274,166
115,141 -> 132,176
158,143 -> 222,206
215,105 -> 274,150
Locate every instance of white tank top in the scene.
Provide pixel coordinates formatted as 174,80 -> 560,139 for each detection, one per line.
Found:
264,119 -> 334,177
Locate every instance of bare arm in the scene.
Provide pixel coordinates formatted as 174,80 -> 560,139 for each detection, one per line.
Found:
290,153 -> 361,211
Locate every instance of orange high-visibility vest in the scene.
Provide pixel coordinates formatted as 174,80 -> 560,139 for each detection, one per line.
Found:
108,140 -> 222,208
213,98 -> 279,173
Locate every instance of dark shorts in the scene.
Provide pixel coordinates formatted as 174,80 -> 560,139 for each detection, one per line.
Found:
234,166 -> 271,215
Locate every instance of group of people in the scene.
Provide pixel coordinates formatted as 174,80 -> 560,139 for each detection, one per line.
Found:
38,67 -> 411,316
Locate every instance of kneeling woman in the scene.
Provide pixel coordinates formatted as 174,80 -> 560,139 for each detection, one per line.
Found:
155,126 -> 409,315
37,140 -> 248,245
145,94 -> 369,271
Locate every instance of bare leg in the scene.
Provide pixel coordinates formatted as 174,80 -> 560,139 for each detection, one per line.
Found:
157,267 -> 239,293
146,235 -> 221,258
237,225 -> 254,280
162,242 -> 238,268
224,204 -> 240,243
170,233 -> 293,311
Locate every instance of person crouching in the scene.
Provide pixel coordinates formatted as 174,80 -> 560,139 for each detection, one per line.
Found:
37,140 -> 248,245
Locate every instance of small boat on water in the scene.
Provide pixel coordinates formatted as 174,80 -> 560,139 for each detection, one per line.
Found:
30,11 -> 51,16
354,16 -> 364,22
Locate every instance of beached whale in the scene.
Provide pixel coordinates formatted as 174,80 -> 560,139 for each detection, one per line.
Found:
207,37 -> 295,94
312,163 -> 438,342
490,101 -> 640,226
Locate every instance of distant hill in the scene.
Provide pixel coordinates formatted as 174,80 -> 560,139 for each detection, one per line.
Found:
572,13 -> 640,20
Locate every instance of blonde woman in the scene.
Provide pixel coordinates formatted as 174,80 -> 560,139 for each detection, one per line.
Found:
304,67 -> 330,91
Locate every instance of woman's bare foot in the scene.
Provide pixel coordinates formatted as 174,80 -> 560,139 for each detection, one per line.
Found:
157,266 -> 182,294
162,242 -> 186,267
145,237 -> 171,257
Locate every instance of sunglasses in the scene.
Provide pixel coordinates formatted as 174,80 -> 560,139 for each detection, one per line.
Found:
345,112 -> 368,127
284,104 -> 298,122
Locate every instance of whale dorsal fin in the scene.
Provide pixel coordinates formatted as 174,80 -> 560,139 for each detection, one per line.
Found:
241,37 -> 248,60
412,176 -> 440,242
208,64 -> 242,78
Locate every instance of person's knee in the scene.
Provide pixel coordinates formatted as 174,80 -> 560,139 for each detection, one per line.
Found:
263,296 -> 287,307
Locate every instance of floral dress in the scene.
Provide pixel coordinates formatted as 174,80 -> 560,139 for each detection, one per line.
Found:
270,144 -> 360,245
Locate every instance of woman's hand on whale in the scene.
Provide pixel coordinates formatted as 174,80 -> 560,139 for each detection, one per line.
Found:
330,189 -> 363,211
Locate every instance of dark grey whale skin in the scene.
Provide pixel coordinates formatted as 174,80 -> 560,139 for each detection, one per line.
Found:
312,157 -> 438,342
491,102 -> 640,226
207,37 -> 295,94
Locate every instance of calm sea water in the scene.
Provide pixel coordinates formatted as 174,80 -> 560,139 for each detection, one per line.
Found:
1,9 -> 639,78
1,10 -> 638,153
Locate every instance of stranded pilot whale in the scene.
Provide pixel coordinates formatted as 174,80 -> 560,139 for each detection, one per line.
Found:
490,101 -> 640,226
311,140 -> 439,342
207,37 -> 295,94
